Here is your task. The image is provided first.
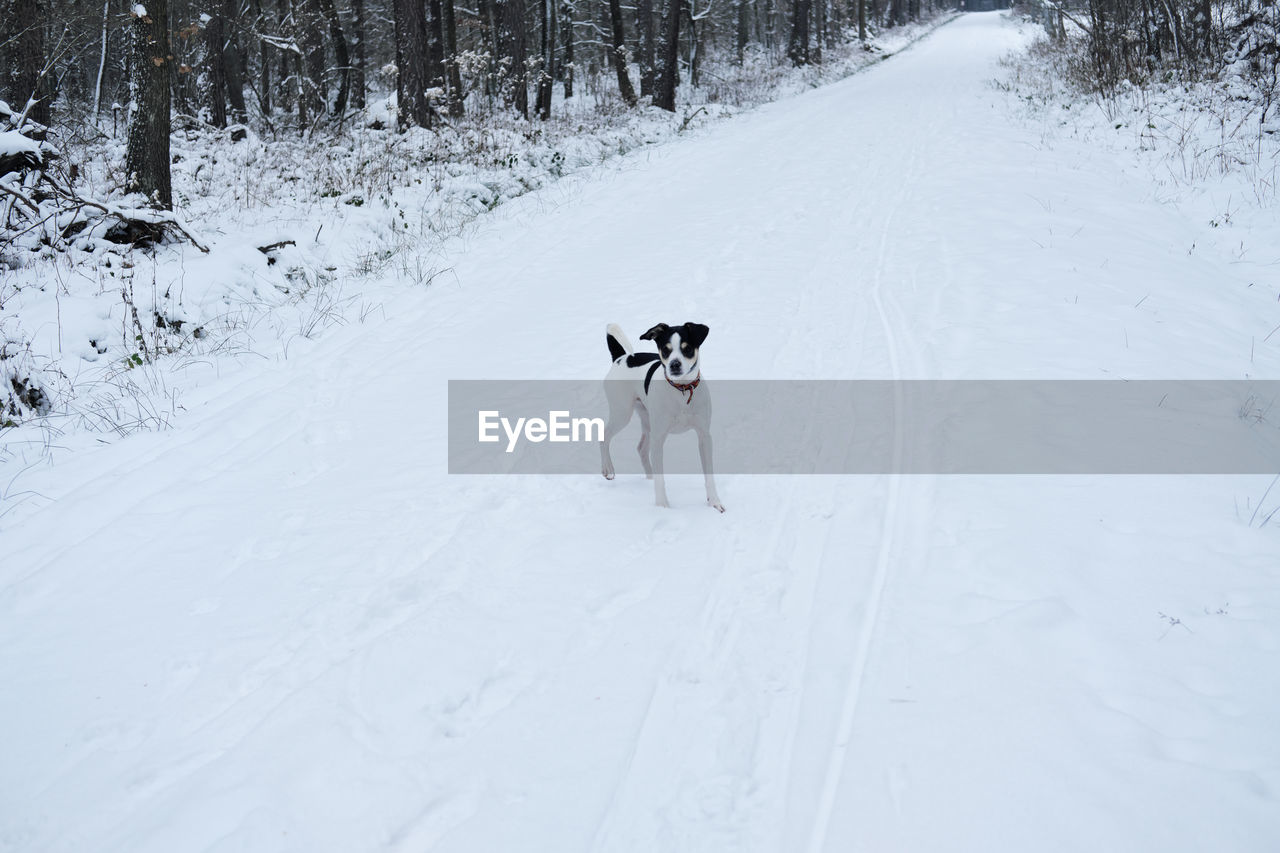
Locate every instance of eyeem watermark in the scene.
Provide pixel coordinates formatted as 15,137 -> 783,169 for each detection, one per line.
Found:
452,380 -> 1280,474
478,410 -> 605,453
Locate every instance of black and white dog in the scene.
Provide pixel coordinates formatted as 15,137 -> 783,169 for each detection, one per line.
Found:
600,322 -> 724,512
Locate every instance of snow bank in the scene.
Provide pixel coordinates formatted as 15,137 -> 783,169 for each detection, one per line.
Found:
0,129 -> 41,160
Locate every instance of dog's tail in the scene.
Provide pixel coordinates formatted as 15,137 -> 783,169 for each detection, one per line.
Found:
606,323 -> 633,361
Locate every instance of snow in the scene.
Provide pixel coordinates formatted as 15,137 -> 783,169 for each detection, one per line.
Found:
132,3 -> 147,17
0,129 -> 40,160
3,12 -> 1280,852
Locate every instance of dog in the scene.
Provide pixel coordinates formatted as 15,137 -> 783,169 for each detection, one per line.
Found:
600,322 -> 724,512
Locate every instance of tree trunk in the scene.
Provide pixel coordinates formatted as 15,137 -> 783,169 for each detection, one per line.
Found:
638,0 -> 656,94
683,0 -> 701,88
207,8 -> 228,127
222,0 -> 249,123
8,0 -> 51,126
318,0 -> 351,115
296,51 -> 308,131
1196,0 -> 1211,60
427,0 -> 446,94
734,0 -> 749,64
496,0 -> 529,118
442,0 -> 463,115
858,0 -> 866,43
607,0 -> 638,106
94,0 -> 110,115
125,0 -> 172,209
352,0 -> 366,108
477,0 -> 497,98
813,0 -> 825,62
277,0 -> 293,113
787,0 -> 810,65
255,0 -> 272,115
394,0 -> 433,127
299,0 -> 326,120
536,0 -> 555,118
560,0 -> 575,98
653,0 -> 679,111
889,0 -> 906,28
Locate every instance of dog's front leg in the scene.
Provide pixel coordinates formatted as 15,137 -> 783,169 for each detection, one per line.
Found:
600,430 -> 615,480
696,425 -> 725,513
650,425 -> 671,508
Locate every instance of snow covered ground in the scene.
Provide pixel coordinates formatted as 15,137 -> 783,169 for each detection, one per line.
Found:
4,11 -> 1280,852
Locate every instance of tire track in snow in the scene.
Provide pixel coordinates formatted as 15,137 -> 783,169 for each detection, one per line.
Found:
804,88 -> 934,853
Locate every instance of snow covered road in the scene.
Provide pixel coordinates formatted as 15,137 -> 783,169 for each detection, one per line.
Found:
5,12 -> 1280,852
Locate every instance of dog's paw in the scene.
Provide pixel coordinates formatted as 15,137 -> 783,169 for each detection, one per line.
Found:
602,468 -> 615,480
655,498 -> 670,508
708,499 -> 725,513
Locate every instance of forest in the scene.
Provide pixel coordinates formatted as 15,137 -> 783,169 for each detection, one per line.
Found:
2,0 -> 952,210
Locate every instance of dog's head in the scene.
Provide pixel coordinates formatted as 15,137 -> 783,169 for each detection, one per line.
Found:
639,322 -> 709,380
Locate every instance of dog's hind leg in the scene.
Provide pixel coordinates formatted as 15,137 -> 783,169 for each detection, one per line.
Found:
600,386 -> 634,480
635,402 -> 653,479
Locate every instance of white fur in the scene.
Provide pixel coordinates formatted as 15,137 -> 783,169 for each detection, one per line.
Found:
606,323 -> 634,357
600,324 -> 724,512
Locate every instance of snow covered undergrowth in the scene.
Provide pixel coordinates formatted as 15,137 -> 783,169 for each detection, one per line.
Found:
0,16 -> 951,440
3,12 -> 1280,853
996,22 -> 1280,298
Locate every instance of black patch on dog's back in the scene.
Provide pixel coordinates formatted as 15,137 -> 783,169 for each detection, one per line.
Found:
607,332 -> 627,361
644,361 -> 662,395
626,352 -> 659,368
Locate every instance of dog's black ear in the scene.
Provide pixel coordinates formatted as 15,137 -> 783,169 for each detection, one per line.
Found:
639,323 -> 670,342
682,323 -> 710,349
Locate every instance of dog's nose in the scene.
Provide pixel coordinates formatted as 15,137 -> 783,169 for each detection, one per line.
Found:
669,361 -> 682,375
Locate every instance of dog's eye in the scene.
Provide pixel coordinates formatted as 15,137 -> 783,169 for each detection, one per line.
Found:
663,344 -> 672,354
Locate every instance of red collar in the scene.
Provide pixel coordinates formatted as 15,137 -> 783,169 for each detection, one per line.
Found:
666,373 -> 700,404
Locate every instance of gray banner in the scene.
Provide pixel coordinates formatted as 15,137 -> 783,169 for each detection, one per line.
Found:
448,380 -> 1280,474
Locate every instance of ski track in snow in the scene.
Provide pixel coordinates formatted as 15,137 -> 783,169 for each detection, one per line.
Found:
5,12 -> 1280,853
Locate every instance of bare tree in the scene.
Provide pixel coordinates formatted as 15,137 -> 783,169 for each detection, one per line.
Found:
638,0 -> 657,92
205,0 -> 247,127
607,0 -> 637,106
495,0 -> 529,118
5,0 -> 51,126
427,0 -> 446,96
653,0 -> 680,110
223,0 -> 249,123
351,0 -> 367,108
787,0 -> 810,65
318,0 -> 351,115
442,0 -> 463,115
394,0 -> 433,127
299,0 -> 327,120
734,0 -> 748,64
125,0 -> 172,208
207,6 -> 229,126
560,0 -> 575,98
